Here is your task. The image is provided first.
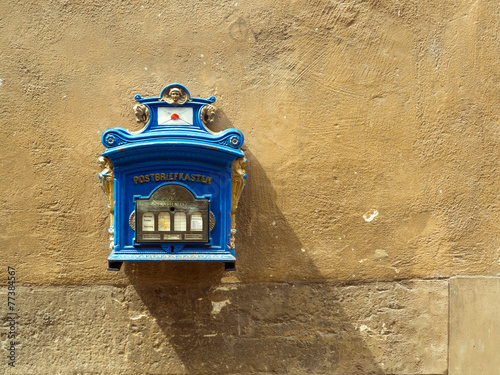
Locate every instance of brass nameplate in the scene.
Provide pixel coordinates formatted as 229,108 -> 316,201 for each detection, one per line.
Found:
142,234 -> 161,240
134,172 -> 212,185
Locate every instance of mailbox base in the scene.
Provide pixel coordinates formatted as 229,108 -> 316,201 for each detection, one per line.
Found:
108,251 -> 236,263
107,254 -> 235,271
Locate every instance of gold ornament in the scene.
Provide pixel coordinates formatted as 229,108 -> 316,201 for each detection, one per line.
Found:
161,86 -> 188,106
230,157 -> 247,249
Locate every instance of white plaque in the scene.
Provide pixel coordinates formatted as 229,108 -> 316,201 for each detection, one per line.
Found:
190,213 -> 203,231
142,212 -> 155,231
158,107 -> 193,126
158,212 -> 171,231
174,212 -> 187,231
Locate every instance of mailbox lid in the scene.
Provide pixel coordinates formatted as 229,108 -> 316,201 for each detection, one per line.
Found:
102,139 -> 244,168
101,83 -> 244,160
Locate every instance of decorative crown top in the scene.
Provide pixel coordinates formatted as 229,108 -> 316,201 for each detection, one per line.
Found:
101,84 -> 244,159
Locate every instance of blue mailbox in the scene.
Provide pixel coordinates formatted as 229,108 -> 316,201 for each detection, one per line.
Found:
98,84 -> 246,271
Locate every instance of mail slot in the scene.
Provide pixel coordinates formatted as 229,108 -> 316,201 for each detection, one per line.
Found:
98,83 -> 246,271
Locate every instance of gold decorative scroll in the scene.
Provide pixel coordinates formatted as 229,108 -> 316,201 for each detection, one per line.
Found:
133,104 -> 150,124
230,157 -> 247,249
200,104 -> 217,127
98,156 -> 114,249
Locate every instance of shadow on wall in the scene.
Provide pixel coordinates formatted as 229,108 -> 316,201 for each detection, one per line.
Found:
122,111 -> 384,373
124,282 -> 386,374
122,109 -> 319,284
122,157 -> 385,373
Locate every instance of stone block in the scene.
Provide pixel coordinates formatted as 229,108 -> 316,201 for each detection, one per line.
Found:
449,277 -> 500,375
1,280 -> 447,374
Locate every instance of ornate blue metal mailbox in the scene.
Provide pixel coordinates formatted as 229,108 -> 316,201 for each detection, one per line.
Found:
99,84 -> 246,271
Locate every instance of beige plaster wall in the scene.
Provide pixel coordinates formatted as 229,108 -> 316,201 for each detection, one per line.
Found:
0,1 -> 499,373
1,0 -> 499,285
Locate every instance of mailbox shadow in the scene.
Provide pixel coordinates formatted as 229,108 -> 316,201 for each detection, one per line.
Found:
126,281 -> 386,374
122,114 -> 319,284
226,148 -> 324,282
123,113 -> 385,373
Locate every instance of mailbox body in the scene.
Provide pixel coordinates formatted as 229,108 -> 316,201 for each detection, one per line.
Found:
99,84 -> 245,270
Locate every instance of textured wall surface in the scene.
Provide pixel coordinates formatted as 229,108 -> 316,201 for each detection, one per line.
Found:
0,0 -> 498,373
449,277 -> 500,375
2,280 -> 447,375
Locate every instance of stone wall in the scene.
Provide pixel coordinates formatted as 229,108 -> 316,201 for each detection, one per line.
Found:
1,0 -> 499,374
